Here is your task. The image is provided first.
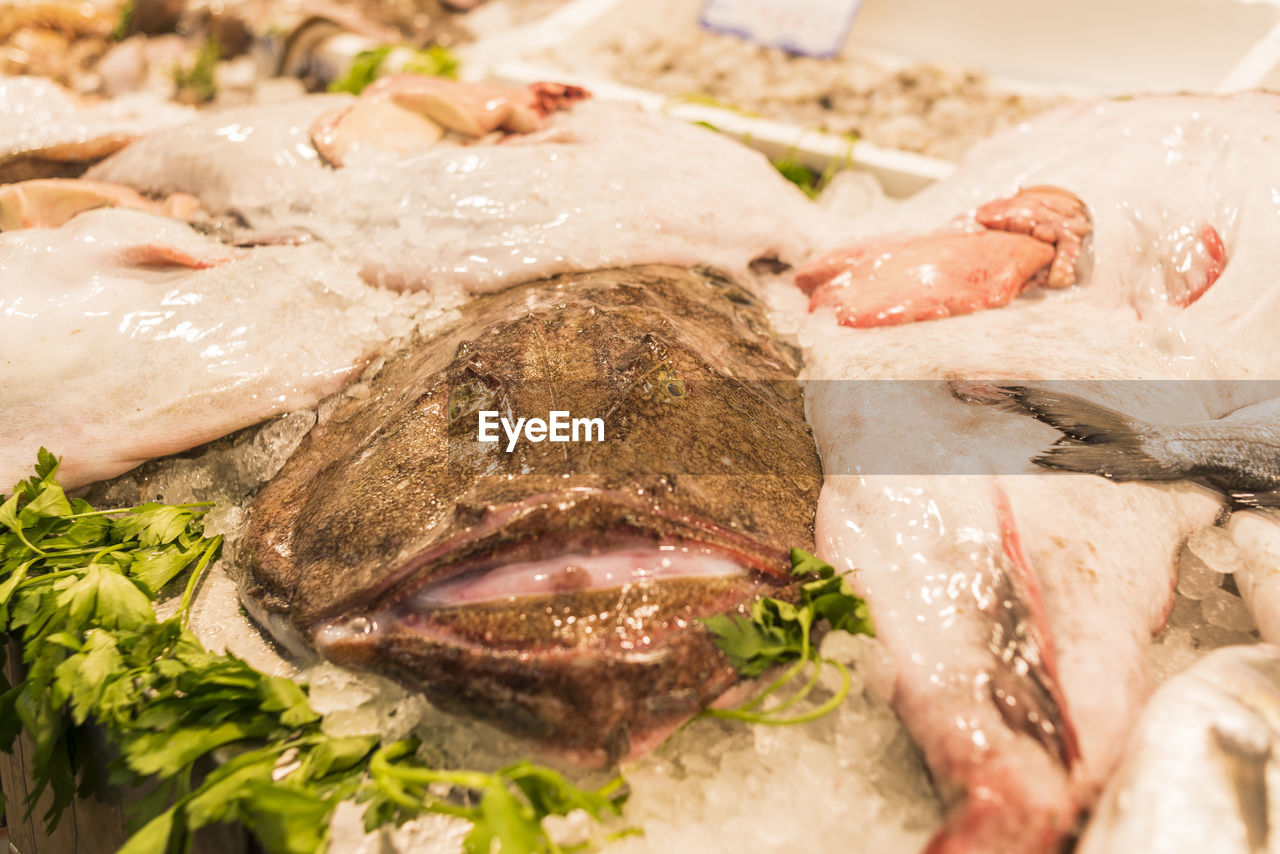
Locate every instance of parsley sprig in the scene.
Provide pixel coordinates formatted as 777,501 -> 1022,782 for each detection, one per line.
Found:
701,549 -> 874,725
329,45 -> 460,95
0,450 -> 624,853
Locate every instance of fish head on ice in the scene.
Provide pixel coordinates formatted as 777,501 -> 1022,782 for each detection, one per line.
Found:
242,265 -> 823,764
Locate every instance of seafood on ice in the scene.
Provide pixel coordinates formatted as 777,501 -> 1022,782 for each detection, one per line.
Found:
241,266 -> 822,766
799,93 -> 1280,853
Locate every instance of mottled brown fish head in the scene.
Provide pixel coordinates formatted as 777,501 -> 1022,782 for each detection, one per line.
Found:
242,265 -> 822,765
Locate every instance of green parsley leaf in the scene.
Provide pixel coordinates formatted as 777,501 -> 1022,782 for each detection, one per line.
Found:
0,452 -> 628,854
700,548 -> 874,725
401,45 -> 460,80
328,46 -> 392,94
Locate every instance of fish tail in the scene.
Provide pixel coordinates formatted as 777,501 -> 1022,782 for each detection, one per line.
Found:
924,765 -> 1077,854
998,385 -> 1179,481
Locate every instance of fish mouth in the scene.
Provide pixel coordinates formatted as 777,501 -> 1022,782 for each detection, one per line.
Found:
308,485 -> 792,630
306,486 -> 788,766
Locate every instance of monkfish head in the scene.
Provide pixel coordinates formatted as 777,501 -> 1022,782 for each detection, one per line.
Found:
242,265 -> 822,765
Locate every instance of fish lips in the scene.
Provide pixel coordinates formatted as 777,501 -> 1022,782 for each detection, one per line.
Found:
305,486 -> 792,766
306,484 -> 793,629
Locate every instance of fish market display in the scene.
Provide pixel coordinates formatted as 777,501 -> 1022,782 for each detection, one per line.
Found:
0,0 -> 124,85
0,207 -> 416,489
1077,644 -> 1280,854
242,265 -> 823,766
3,9 -> 1280,847
0,74 -> 192,181
799,93 -> 1280,853
87,92 -> 827,293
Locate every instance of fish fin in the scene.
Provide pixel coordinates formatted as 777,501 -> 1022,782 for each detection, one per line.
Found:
997,385 -> 1143,442
989,485 -> 1080,768
1029,442 -> 1181,482
923,762 -> 1076,854
997,386 -> 1177,481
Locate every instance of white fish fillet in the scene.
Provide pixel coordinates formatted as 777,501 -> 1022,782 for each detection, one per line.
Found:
88,99 -> 828,295
0,76 -> 193,175
0,209 -> 416,490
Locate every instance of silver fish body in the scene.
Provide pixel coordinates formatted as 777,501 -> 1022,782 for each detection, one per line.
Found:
998,387 -> 1280,504
1080,644 -> 1280,854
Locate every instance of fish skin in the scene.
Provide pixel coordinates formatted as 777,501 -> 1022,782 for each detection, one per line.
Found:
0,208 -> 407,491
995,386 -> 1280,501
798,93 -> 1280,854
0,75 -> 193,182
1077,644 -> 1280,854
86,98 -> 825,295
242,265 -> 823,764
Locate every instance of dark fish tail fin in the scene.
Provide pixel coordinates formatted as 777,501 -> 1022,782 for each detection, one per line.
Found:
997,385 -> 1176,481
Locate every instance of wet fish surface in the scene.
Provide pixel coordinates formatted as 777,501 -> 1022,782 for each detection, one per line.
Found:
242,265 -> 823,766
1078,644 -> 1280,854
798,93 -> 1280,853
0,208 -> 413,490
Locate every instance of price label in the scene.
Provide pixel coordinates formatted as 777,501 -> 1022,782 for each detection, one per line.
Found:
699,0 -> 865,58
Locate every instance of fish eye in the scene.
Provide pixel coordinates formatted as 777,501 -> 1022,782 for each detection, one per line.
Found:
666,380 -> 686,398
448,387 -> 471,423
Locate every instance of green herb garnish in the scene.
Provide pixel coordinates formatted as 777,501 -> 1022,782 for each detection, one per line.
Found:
173,38 -> 220,104
0,451 -> 625,853
328,46 -> 393,95
701,548 -> 873,725
330,45 -> 460,95
771,136 -> 857,200
662,92 -> 761,117
401,45 -> 460,81
112,0 -> 135,41
771,157 -> 822,198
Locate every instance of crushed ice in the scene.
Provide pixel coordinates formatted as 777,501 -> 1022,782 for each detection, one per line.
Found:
83,404 -> 1270,854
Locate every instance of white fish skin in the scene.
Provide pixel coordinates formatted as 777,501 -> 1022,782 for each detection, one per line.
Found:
801,93 -> 1280,853
0,76 -> 194,176
88,99 -> 828,295
85,95 -> 353,215
1078,644 -> 1280,854
0,209 -> 416,490
1229,511 -> 1280,645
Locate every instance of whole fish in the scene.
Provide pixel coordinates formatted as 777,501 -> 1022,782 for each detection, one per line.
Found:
241,265 -> 823,766
994,386 -> 1280,506
0,208 -> 410,490
1078,644 -> 1280,854
801,93 -> 1280,854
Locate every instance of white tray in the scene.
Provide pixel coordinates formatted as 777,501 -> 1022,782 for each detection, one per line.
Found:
485,0 -> 1280,196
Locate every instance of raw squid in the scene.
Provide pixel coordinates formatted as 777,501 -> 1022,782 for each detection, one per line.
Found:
799,93 -> 1280,853
0,208 -> 415,490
